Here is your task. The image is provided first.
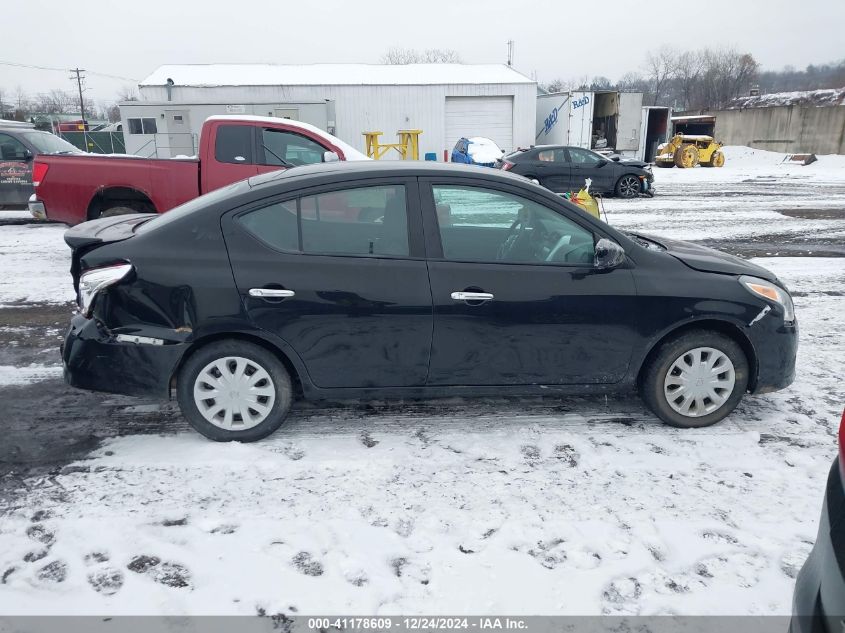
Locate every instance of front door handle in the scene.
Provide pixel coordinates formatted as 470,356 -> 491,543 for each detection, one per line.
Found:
451,291 -> 494,302
249,288 -> 295,298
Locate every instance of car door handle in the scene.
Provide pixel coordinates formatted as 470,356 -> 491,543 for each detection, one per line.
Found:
249,288 -> 295,298
451,291 -> 494,302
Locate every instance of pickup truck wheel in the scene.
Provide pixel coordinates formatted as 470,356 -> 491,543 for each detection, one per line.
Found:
177,340 -> 293,442
639,330 -> 748,428
99,206 -> 137,218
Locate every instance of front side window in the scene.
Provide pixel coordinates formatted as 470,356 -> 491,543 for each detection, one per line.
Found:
433,185 -> 595,265
0,133 -> 29,160
568,147 -> 603,166
260,129 -> 327,166
237,185 -> 409,257
215,125 -> 254,164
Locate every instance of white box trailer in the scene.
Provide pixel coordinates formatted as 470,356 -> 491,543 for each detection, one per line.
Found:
638,106 -> 673,162
535,90 -> 643,156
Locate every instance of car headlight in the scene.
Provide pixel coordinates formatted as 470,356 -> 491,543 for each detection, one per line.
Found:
78,263 -> 133,317
739,275 -> 795,323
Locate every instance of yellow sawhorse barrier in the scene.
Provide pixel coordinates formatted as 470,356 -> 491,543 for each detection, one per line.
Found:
363,130 -> 422,160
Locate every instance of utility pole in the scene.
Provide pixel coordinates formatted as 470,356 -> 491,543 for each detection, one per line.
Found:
70,68 -> 86,122
69,68 -> 88,151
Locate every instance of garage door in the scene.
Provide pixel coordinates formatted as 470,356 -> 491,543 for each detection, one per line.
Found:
445,96 -> 514,153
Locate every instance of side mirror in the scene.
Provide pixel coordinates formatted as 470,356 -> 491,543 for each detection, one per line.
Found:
23,150 -> 34,162
597,159 -> 608,167
323,151 -> 339,163
595,238 -> 625,269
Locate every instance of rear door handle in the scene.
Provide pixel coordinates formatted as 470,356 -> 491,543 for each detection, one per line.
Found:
249,288 -> 295,298
451,291 -> 494,302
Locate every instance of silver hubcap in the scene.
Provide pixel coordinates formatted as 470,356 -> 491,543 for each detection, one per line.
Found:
663,347 -> 735,417
620,176 -> 639,197
193,356 -> 276,430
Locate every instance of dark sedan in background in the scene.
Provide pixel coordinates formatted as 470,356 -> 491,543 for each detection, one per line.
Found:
791,408 -> 845,632
499,145 -> 654,198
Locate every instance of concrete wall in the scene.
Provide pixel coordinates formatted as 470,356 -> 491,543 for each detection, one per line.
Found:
137,82 -> 537,159
713,105 -> 845,155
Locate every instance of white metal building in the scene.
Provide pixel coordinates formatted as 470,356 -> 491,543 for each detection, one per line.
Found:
124,63 -> 536,158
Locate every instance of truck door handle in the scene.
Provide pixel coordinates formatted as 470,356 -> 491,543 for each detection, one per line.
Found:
249,288 -> 295,298
451,291 -> 494,302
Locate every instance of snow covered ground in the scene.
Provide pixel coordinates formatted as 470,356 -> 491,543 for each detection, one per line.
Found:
0,149 -> 842,616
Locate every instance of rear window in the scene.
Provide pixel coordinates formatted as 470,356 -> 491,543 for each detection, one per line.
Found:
215,125 -> 254,164
134,181 -> 247,235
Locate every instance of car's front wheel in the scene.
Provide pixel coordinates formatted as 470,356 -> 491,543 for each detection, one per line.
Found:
640,330 -> 749,428
615,174 -> 641,198
177,340 -> 293,442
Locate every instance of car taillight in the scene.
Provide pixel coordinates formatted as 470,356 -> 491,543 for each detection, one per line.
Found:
32,162 -> 49,187
501,161 -> 515,171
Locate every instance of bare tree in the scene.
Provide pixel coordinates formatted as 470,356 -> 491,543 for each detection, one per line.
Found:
116,86 -> 139,102
698,48 -> 759,109
380,47 -> 462,64
644,46 -> 679,105
541,78 -> 569,93
673,50 -> 703,110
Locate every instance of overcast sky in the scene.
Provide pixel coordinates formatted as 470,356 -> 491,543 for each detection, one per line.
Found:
3,0 -> 844,105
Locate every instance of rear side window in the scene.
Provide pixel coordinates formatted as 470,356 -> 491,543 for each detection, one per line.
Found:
215,125 -> 254,164
238,200 -> 298,252
237,185 -> 409,257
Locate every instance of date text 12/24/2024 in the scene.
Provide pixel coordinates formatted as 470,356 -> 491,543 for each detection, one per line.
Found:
307,618 -> 528,630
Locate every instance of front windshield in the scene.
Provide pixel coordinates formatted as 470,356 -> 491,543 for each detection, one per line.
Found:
20,131 -> 82,155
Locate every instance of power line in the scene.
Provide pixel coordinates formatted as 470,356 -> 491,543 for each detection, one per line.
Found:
0,60 -> 138,83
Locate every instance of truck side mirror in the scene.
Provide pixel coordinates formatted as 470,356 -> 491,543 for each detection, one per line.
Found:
323,151 -> 339,163
595,238 -> 625,269
23,150 -> 34,162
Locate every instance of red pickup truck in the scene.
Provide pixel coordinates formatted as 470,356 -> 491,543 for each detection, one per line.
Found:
29,115 -> 369,225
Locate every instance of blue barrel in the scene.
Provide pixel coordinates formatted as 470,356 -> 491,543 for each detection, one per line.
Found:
424,152 -> 437,161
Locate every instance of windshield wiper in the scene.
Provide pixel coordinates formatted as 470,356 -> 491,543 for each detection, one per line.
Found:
262,145 -> 291,167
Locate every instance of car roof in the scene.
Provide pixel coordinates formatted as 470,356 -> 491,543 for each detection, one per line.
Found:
247,160 -> 532,188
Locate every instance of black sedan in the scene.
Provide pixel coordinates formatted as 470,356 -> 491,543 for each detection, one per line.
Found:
791,408 -> 845,632
499,145 -> 654,198
62,161 -> 796,441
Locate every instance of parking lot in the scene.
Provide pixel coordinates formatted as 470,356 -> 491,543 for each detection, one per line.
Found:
0,147 -> 843,615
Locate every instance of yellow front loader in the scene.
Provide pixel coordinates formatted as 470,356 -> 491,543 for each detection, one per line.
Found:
654,134 -> 725,168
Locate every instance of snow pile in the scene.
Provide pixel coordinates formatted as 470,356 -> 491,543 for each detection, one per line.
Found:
467,137 -> 505,164
0,364 -> 62,386
0,224 -> 74,306
727,86 -> 845,109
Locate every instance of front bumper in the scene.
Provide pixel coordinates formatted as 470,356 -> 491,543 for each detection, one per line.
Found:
791,459 -> 845,632
747,316 -> 798,394
28,194 -> 46,220
62,314 -> 187,399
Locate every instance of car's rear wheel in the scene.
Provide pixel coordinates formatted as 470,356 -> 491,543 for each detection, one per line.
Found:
640,330 -> 749,428
176,340 -> 293,442
615,174 -> 641,198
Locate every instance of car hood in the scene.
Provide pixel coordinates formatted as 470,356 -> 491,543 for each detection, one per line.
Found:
634,234 -> 779,281
613,158 -> 649,168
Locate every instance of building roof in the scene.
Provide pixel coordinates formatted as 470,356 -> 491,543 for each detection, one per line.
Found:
139,63 -> 535,87
726,86 -> 845,109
